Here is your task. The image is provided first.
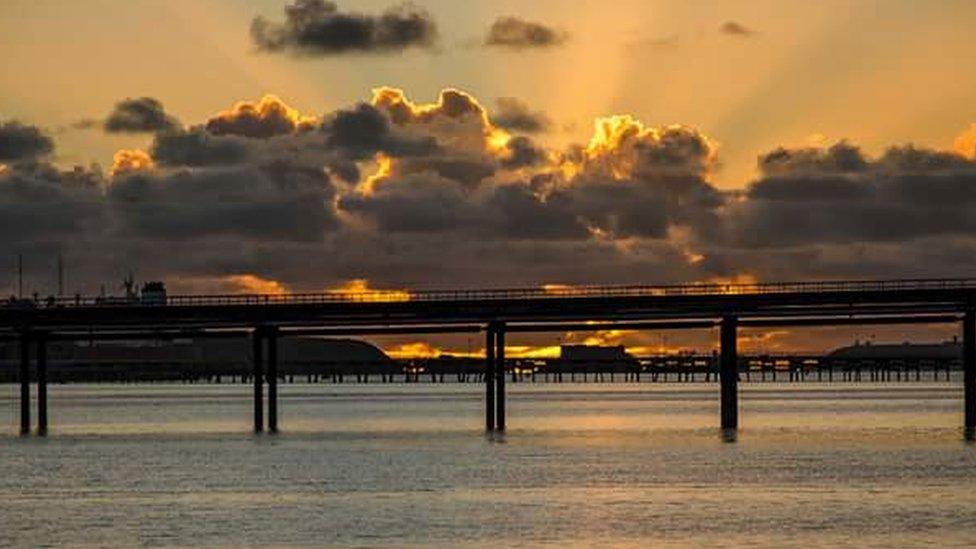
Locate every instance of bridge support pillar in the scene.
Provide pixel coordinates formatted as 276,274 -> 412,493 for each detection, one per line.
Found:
19,332 -> 30,436
485,325 -> 496,431
252,329 -> 264,433
495,322 -> 506,432
267,327 -> 278,434
36,332 -> 47,436
964,310 -> 975,441
720,316 -> 739,438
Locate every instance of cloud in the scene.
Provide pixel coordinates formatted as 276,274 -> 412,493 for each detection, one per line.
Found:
0,162 -> 105,249
719,141 -> 976,249
720,21 -> 756,37
8,85 -> 976,303
108,162 -> 339,242
320,102 -> 437,159
110,149 -> 154,176
491,98 -> 552,134
250,0 -> 438,56
104,97 -> 181,133
579,115 -> 718,180
150,128 -> 250,167
222,274 -> 290,295
484,16 -> 567,49
0,121 -> 55,162
205,95 -> 316,138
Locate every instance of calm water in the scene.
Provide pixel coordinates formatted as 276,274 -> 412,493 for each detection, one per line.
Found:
2,381 -> 975,547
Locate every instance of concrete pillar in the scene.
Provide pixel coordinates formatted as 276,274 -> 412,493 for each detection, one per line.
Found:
252,329 -> 264,433
720,316 -> 738,435
495,322 -> 506,432
267,327 -> 278,433
485,325 -> 496,431
36,333 -> 47,436
19,332 -> 30,436
964,310 -> 975,440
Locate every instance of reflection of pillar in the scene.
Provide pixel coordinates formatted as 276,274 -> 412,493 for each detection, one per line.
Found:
964,310 -> 975,440
20,332 -> 30,436
37,333 -> 47,436
495,322 -> 506,432
267,327 -> 278,433
720,316 -> 738,433
253,329 -> 264,433
485,325 -> 495,431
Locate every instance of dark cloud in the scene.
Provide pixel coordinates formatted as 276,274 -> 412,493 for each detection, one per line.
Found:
395,156 -> 496,186
9,85 -> 976,301
759,141 -> 868,176
251,0 -> 437,56
484,16 -> 567,49
720,142 -> 976,249
150,128 -> 250,167
104,97 -> 181,134
109,163 -> 338,242
0,121 -> 55,162
491,98 -> 551,134
500,136 -> 546,169
0,162 -> 104,247
205,95 -> 313,139
320,102 -> 437,159
720,21 -> 756,37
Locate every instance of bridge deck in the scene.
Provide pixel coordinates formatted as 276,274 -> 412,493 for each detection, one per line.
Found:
1,278 -> 974,332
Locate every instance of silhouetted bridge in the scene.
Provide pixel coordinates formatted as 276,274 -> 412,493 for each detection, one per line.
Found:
2,278 -> 975,440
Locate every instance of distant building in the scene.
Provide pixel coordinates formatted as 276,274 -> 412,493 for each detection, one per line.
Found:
140,281 -> 167,306
560,344 -> 632,361
827,339 -> 961,361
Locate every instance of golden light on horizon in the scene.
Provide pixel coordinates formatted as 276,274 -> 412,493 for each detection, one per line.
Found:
327,278 -> 412,302
954,124 -> 976,159
222,274 -> 289,295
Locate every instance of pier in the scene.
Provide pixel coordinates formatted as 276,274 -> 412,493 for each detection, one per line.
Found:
2,278 -> 976,439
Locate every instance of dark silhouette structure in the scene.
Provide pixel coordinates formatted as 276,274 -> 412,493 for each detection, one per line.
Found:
2,278 -> 975,440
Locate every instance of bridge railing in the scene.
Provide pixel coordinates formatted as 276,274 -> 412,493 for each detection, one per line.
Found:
5,278 -> 976,309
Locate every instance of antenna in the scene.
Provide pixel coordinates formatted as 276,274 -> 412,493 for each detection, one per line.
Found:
17,254 -> 22,299
57,253 -> 64,297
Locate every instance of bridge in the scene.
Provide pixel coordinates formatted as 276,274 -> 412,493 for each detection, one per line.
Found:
2,278 -> 975,440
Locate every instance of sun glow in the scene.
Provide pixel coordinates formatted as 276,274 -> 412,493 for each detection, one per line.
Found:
954,123 -> 976,159
110,148 -> 154,176
359,153 -> 393,195
222,274 -> 289,295
327,279 -> 412,302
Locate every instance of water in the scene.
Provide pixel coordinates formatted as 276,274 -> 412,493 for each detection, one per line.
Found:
2,382 -> 976,547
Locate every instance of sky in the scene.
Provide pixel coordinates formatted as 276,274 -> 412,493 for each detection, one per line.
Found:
2,0 -> 976,355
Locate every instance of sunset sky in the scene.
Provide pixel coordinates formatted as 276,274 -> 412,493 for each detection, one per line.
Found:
2,0 -> 976,355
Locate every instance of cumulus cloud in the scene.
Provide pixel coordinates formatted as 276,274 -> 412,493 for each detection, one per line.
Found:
0,162 -> 105,250
110,149 -> 154,176
7,85 -> 976,302
150,128 -> 250,167
0,121 -> 54,162
205,95 -> 316,138
251,0 -> 438,56
108,162 -> 338,242
719,141 -> 976,250
491,98 -> 552,134
104,97 -> 181,133
320,102 -> 437,159
484,16 -> 567,49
